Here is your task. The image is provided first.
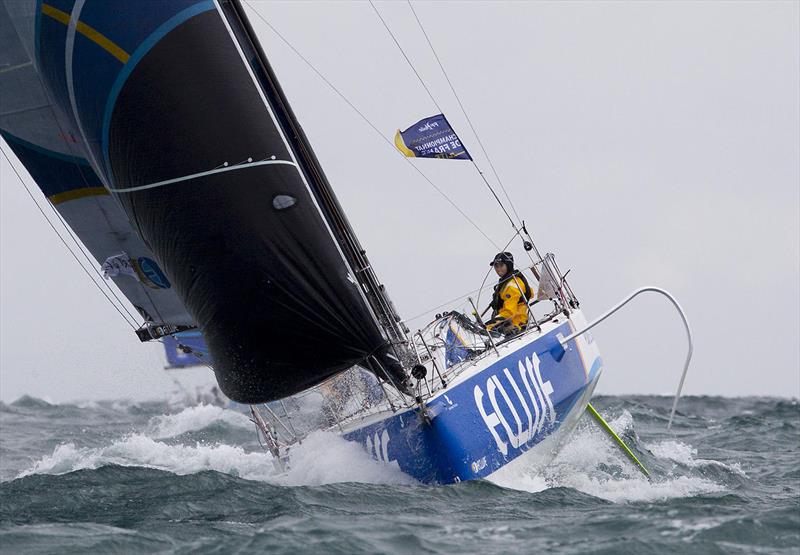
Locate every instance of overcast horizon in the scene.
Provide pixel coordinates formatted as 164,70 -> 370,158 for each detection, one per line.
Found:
1,0 -> 798,403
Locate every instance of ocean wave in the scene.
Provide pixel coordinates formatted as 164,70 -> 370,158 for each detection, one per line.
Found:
17,435 -> 277,481
147,404 -> 253,439
644,439 -> 746,477
17,430 -> 414,487
9,395 -> 55,409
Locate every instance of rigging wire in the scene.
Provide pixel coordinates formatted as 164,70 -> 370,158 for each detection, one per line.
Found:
1,147 -> 139,330
47,196 -> 143,326
1,135 -> 142,326
241,0 -> 500,250
369,0 -> 521,234
402,281 -> 494,325
0,24 -> 148,327
404,230 -> 519,325
368,1 -> 442,115
407,0 -> 523,226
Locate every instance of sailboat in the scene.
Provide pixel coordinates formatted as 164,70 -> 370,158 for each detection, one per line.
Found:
0,0 -> 692,484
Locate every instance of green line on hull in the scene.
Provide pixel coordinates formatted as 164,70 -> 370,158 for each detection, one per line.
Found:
586,402 -> 650,478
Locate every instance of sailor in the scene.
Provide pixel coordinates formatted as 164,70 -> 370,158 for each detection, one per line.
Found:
485,252 -> 532,335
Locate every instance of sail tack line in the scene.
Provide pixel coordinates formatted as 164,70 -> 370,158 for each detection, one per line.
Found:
1,146 -> 140,330
241,0 -> 500,251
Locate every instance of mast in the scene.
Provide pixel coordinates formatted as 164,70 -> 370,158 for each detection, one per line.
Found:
219,0 -> 408,349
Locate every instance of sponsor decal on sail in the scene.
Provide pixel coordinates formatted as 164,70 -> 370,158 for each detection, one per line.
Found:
102,253 -> 171,289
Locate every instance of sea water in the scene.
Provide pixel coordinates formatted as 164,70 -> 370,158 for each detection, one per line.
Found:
0,395 -> 797,554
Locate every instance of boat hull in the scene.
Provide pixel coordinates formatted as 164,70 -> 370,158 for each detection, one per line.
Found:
342,313 -> 603,484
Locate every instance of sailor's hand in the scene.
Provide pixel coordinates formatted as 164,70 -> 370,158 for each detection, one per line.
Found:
485,316 -> 502,331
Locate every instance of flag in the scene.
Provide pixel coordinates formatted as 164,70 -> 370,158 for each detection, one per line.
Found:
394,114 -> 471,160
444,321 -> 470,368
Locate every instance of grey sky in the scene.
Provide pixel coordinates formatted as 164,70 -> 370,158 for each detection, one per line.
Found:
1,0 -> 798,402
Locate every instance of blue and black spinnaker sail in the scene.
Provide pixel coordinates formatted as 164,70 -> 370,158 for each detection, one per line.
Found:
1,0 -> 408,402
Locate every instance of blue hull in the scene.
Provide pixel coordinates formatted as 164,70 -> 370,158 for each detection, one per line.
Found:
343,320 -> 603,484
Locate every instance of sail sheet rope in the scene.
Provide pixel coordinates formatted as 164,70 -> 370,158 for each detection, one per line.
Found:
1,146 -> 140,330
242,1 -> 500,251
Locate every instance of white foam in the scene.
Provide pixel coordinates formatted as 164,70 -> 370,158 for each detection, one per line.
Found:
110,400 -> 134,412
19,430 -> 415,487
19,435 -> 275,481
608,409 -> 635,434
646,439 -> 697,466
645,439 -> 746,476
148,404 -> 252,439
489,415 -> 725,503
275,431 -> 416,487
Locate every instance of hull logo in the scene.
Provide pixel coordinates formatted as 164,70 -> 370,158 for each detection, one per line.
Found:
365,429 -> 391,463
473,353 -> 555,456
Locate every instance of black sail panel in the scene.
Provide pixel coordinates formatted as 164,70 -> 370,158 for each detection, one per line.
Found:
106,10 -> 389,401
3,0 -> 405,402
219,0 -> 412,388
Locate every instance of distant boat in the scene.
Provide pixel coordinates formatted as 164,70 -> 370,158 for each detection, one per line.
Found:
0,0 -> 690,484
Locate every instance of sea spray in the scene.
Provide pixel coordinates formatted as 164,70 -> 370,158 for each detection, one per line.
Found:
489,409 -> 726,503
276,431 -> 416,487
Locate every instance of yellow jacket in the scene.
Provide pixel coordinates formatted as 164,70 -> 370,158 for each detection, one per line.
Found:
488,275 -> 531,330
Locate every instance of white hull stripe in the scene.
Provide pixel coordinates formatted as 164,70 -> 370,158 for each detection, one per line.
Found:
107,159 -> 297,193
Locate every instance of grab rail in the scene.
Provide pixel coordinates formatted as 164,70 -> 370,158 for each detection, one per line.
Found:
553,287 -> 693,430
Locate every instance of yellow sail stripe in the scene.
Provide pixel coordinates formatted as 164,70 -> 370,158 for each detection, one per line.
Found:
49,187 -> 109,205
41,4 -> 130,64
